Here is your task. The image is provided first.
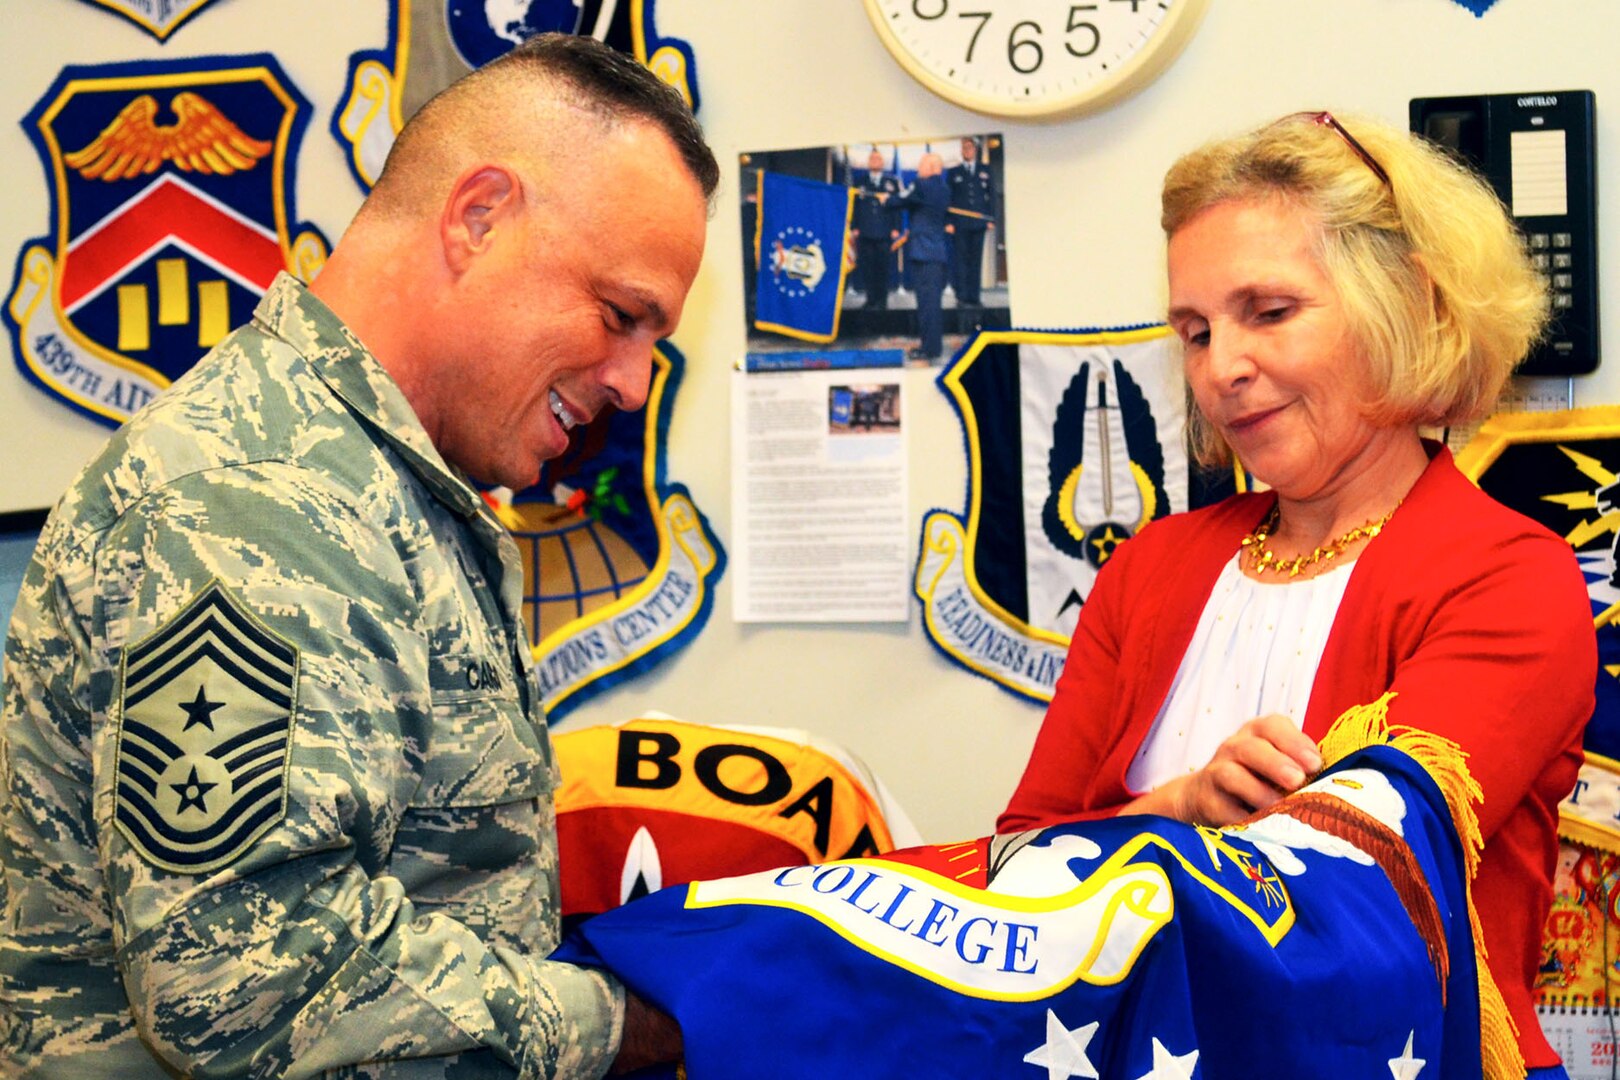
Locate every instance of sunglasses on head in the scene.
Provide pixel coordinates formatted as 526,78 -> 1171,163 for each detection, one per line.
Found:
1280,110 -> 1393,191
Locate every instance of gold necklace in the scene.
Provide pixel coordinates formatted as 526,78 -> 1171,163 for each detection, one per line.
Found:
1239,503 -> 1399,578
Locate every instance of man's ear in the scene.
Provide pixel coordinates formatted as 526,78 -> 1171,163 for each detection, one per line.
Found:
440,164 -> 521,274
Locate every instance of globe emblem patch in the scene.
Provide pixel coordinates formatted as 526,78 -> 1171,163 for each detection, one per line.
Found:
114,582 -> 297,873
445,1 -> 590,68
510,501 -> 651,645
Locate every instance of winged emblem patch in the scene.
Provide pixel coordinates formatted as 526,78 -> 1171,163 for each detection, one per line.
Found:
66,92 -> 272,180
5,55 -> 329,427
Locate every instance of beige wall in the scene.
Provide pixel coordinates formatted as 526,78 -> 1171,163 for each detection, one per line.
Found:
4,0 -> 1617,840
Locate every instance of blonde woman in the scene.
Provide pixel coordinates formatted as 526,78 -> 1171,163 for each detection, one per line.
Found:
1001,111 -> 1594,1077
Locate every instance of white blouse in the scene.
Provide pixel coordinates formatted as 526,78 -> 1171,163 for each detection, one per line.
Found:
1124,551 -> 1355,795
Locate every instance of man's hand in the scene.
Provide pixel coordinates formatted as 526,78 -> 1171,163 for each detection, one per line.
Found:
1132,715 -> 1322,827
609,992 -> 682,1075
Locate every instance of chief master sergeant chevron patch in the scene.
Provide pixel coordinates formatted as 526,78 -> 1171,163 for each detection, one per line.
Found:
113,581 -> 297,873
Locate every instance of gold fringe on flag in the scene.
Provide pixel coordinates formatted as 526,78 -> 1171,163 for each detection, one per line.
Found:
1317,691 -> 1524,1080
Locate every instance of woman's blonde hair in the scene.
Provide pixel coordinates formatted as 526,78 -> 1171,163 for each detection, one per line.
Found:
1162,112 -> 1549,467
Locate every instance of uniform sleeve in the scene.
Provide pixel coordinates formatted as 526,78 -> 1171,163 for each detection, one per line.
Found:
1377,528 -> 1594,842
86,463 -> 623,1079
997,528 -> 1140,833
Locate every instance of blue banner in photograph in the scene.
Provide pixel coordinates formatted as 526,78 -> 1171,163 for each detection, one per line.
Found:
753,172 -> 854,344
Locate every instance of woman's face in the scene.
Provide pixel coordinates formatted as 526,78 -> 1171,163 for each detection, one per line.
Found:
1167,197 -> 1389,502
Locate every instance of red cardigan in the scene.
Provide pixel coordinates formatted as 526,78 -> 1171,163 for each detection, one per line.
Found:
1000,446 -> 1594,1068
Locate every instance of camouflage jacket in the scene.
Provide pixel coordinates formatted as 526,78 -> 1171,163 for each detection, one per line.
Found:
0,274 -> 623,1078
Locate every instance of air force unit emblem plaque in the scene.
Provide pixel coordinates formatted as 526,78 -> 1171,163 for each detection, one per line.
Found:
496,342 -> 725,722
337,0 -> 701,191
6,55 -> 329,428
70,0 -> 226,41
915,327 -> 1193,703
114,583 -> 297,874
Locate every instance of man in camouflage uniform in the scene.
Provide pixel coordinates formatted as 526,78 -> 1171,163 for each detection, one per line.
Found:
0,34 -> 714,1078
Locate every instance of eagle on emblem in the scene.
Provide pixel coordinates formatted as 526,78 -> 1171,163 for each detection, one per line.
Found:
65,92 -> 272,181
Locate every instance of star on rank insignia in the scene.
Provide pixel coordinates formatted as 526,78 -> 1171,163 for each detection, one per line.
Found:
6,55 -> 329,428
114,582 -> 297,873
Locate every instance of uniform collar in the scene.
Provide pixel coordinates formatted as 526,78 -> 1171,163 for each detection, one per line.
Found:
250,273 -> 490,521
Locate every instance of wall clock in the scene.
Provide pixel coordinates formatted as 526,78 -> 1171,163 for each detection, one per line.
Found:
862,0 -> 1210,121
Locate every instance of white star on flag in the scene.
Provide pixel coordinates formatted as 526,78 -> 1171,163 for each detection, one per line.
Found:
1133,1037 -> 1199,1080
1022,1008 -> 1100,1080
1388,1032 -> 1426,1079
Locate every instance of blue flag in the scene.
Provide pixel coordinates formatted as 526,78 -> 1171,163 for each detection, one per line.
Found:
829,387 -> 854,427
753,171 -> 854,343
561,744 -> 1492,1078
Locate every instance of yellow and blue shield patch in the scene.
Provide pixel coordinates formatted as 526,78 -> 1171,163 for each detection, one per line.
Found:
491,342 -> 725,722
914,326 -> 1225,703
6,55 -> 328,427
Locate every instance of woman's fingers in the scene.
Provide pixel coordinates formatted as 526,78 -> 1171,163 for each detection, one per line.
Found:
1187,716 -> 1323,825
1157,715 -> 1325,827
1189,757 -> 1285,825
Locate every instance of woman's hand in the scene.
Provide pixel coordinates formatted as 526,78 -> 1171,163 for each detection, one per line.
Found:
1133,715 -> 1323,827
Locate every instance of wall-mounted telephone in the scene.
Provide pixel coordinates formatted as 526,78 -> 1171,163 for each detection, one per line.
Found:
1410,90 -> 1598,377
